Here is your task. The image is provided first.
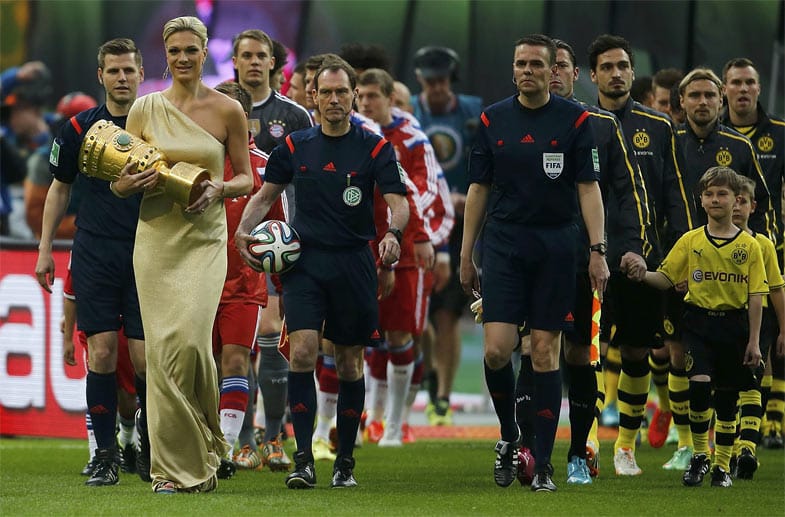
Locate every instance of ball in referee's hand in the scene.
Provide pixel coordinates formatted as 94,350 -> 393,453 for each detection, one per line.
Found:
248,220 -> 301,274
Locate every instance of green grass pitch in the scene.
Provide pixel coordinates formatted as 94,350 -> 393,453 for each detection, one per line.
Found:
1,437 -> 783,515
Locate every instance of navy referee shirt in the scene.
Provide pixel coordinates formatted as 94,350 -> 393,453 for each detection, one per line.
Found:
264,124 -> 406,249
469,94 -> 598,227
49,105 -> 142,240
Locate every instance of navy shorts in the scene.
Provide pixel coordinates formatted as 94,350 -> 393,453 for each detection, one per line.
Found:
429,218 -> 469,317
481,222 -> 577,331
564,272 -> 593,346
70,230 -> 143,340
282,245 -> 381,347
607,271 -> 664,349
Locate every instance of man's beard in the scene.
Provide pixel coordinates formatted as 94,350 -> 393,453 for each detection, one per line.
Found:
601,87 -> 628,99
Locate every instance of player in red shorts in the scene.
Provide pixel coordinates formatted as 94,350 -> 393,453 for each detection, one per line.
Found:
359,68 -> 448,445
212,82 -> 286,476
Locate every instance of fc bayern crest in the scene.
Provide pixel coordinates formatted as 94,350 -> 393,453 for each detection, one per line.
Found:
269,123 -> 285,138
343,186 -> 362,206
542,152 -> 564,179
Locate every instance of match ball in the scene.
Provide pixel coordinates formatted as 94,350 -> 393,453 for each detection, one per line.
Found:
248,220 -> 301,274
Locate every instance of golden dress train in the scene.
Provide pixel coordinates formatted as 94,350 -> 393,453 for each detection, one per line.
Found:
127,92 -> 230,489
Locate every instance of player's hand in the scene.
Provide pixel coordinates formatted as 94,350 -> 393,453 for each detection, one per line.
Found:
620,251 -> 646,281
588,253 -> 610,301
674,281 -> 688,293
34,250 -> 55,293
186,179 -> 223,214
432,255 -> 451,292
459,255 -> 479,296
378,233 -> 400,266
377,267 -> 395,300
743,341 -> 762,368
112,162 -> 159,198
234,230 -> 264,272
414,241 -> 435,270
62,335 -> 76,366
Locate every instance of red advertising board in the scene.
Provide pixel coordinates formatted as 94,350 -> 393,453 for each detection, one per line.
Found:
0,245 -> 87,438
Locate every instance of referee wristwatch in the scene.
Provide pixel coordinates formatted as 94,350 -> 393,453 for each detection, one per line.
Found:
589,242 -> 607,256
386,227 -> 403,244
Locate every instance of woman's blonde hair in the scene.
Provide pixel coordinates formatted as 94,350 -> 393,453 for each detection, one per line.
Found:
162,16 -> 208,47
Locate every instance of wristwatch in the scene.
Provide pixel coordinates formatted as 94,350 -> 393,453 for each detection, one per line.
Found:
386,227 -> 403,244
589,242 -> 607,256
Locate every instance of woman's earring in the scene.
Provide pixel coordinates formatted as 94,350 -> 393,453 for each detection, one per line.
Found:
163,66 -> 169,80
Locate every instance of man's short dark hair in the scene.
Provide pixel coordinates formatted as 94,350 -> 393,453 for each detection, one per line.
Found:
271,39 -> 288,75
340,42 -> 391,73
305,53 -> 334,72
722,57 -> 758,83
653,68 -> 684,90
313,56 -> 357,91
97,38 -> 142,69
552,39 -> 577,68
587,34 -> 634,71
514,34 -> 557,65
631,76 -> 653,103
215,81 -> 252,115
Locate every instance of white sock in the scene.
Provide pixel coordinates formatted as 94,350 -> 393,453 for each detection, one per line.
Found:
314,389 -> 338,441
220,409 -> 245,454
402,382 -> 420,425
368,374 -> 388,423
86,412 -> 97,459
385,359 -> 414,434
118,418 -> 135,447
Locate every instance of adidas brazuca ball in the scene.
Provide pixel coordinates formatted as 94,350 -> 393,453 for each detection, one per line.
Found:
248,220 -> 301,274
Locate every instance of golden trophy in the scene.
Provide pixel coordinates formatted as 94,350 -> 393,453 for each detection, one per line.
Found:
79,119 -> 210,206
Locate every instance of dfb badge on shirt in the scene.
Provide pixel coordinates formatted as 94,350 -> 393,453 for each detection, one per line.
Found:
542,153 -> 563,179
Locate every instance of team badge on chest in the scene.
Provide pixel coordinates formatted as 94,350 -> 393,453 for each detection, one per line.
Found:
542,153 -> 564,179
343,186 -> 362,206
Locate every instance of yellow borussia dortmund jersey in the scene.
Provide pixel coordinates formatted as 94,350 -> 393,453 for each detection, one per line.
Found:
658,226 -> 768,310
754,232 -> 785,308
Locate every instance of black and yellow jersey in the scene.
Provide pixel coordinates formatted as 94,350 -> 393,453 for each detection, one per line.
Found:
676,122 -> 777,242
658,226 -> 768,310
605,97 -> 693,255
754,231 -> 785,308
720,104 -> 785,245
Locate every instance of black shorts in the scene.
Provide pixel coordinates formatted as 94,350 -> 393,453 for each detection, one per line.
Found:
607,271 -> 663,349
759,306 -> 778,366
564,273 -> 594,346
282,245 -> 380,347
481,222 -> 577,331
70,230 -> 143,339
429,219 -> 469,317
663,288 -> 686,341
681,305 -> 755,390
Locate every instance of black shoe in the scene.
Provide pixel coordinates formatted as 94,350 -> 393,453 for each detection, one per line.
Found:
762,430 -> 784,449
710,466 -> 732,487
331,456 -> 357,488
286,451 -> 316,489
493,438 -> 519,487
85,448 -> 119,486
135,408 -> 152,483
530,464 -> 557,492
120,442 -> 137,474
81,456 -> 99,476
682,453 -> 710,486
735,447 -> 758,480
729,455 -> 738,478
217,458 -> 236,479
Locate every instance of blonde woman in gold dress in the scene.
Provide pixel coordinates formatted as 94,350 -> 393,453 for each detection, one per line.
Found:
126,16 -> 252,493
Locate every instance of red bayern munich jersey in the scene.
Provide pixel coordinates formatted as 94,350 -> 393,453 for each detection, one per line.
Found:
372,173 -> 429,269
382,115 -> 454,248
221,138 -> 285,304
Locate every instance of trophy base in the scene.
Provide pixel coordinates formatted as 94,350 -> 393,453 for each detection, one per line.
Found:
164,162 -> 211,206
